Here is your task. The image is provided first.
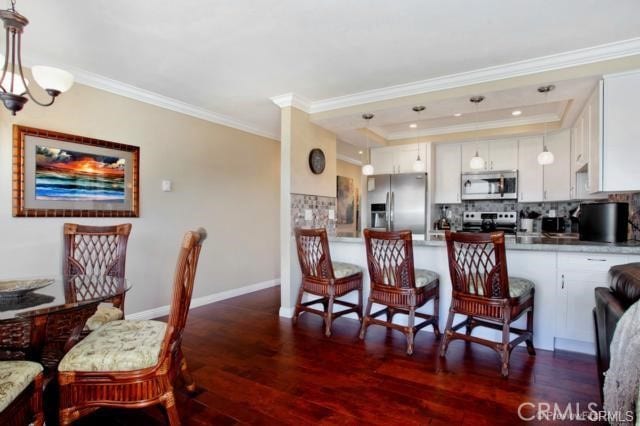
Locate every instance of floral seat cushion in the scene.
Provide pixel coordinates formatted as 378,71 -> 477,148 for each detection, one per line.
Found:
0,361 -> 42,413
332,261 -> 361,279
59,320 -> 166,372
85,305 -> 124,331
415,269 -> 439,289
468,276 -> 535,298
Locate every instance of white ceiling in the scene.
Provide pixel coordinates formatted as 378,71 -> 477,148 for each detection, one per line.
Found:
14,0 -> 640,140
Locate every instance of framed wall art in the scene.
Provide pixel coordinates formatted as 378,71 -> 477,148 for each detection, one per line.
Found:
12,125 -> 140,217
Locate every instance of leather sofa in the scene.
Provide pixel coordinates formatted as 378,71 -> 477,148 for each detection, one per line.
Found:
594,262 -> 640,398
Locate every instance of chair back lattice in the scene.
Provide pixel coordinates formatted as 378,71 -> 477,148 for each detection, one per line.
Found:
445,231 -> 509,299
162,228 -> 207,359
364,229 -> 416,289
63,223 -> 132,278
294,228 -> 334,280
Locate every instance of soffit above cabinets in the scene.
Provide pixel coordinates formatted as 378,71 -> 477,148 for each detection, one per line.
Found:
315,76 -> 598,146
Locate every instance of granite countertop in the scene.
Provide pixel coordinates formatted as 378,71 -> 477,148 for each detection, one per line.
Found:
331,231 -> 640,254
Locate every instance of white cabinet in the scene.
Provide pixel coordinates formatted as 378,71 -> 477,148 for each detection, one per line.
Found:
370,143 -> 427,175
517,136 -> 543,202
461,141 -> 489,173
572,114 -> 588,172
461,139 -> 517,172
488,139 -> 518,171
543,129 -> 571,201
587,84 -> 602,193
556,253 -> 629,352
602,70 -> 640,192
434,143 -> 461,204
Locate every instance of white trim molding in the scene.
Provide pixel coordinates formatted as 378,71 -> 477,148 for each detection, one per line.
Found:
126,278 -> 280,320
307,37 -> 640,113
337,153 -> 363,166
278,306 -> 295,318
270,92 -> 312,112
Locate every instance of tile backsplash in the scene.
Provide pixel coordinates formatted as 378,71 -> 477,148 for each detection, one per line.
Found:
291,193 -> 337,235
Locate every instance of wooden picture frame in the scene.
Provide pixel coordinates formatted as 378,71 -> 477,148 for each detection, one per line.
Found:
12,125 -> 140,217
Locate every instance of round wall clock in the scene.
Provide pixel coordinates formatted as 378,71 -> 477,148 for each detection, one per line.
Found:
308,148 -> 326,174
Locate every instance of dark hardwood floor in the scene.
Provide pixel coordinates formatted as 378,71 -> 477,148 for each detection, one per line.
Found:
73,286 -> 602,425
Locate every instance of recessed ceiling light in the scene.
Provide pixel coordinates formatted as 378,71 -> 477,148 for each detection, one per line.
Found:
409,123 -> 417,128
358,150 -> 363,155
512,110 -> 522,116
453,113 -> 462,117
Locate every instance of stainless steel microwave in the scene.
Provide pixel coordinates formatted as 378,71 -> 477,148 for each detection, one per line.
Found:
461,171 -> 518,200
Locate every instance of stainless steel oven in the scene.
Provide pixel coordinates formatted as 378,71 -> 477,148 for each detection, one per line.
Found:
461,171 -> 518,200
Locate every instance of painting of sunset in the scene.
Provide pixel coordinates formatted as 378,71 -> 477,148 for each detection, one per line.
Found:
35,145 -> 126,202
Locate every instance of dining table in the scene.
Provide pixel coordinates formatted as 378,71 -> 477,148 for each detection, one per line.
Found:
0,274 -> 131,369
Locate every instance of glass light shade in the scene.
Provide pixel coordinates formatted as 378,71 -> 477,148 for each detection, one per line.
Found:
413,158 -> 425,172
469,154 -> 485,170
362,163 -> 374,176
537,149 -> 554,165
32,66 -> 74,93
1,72 -> 28,95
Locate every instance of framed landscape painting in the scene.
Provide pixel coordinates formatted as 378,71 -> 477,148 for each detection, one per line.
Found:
12,126 -> 140,217
336,175 -> 355,224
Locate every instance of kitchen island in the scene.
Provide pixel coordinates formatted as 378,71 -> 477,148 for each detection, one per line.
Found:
326,232 -> 640,354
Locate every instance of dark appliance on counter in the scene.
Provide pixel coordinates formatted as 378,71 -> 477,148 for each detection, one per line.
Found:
461,171 -> 517,200
541,217 -> 566,233
367,173 -> 427,234
579,202 -> 629,243
462,211 -> 518,234
435,205 -> 451,230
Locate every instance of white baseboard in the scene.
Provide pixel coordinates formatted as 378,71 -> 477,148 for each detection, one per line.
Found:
279,306 -> 295,318
126,278 -> 280,320
554,337 -> 596,355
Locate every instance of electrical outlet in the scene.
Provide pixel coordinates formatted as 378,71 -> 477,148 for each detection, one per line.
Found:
304,209 -> 313,221
328,209 -> 335,220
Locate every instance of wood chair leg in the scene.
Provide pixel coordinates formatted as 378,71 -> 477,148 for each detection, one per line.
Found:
324,296 -> 334,337
406,307 -> 416,355
439,308 -> 455,357
161,390 -> 181,426
179,351 -> 197,393
359,298 -> 373,339
292,283 -> 305,325
386,307 -> 395,323
501,321 -> 511,378
525,308 -> 536,356
357,288 -> 364,322
432,295 -> 441,339
465,316 -> 473,336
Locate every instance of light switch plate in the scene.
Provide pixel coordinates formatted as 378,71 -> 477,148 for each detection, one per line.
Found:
162,180 -> 172,192
304,209 -> 313,221
328,209 -> 335,220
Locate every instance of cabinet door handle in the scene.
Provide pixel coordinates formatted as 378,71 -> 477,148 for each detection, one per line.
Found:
561,274 -> 565,289
456,192 -> 459,202
576,154 -> 582,162
544,190 -> 547,200
587,258 -> 607,262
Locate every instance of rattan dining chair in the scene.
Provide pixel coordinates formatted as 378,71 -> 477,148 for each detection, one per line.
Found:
63,223 -> 132,332
360,229 -> 440,355
440,231 -> 535,377
293,227 -> 363,337
0,361 -> 44,426
57,228 -> 206,425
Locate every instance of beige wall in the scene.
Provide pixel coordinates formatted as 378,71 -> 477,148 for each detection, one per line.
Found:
0,83 -> 280,315
289,107 -> 337,197
336,160 -> 362,234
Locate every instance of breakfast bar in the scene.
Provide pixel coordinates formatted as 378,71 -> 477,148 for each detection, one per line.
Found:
326,233 -> 640,353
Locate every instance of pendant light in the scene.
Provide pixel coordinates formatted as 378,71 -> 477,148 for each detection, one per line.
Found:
469,95 -> 486,170
361,113 -> 375,176
411,105 -> 426,172
537,85 -> 556,166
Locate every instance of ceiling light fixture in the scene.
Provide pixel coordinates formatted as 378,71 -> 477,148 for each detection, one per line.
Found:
0,0 -> 74,115
453,113 -> 462,117
537,85 -> 556,166
361,113 -> 375,176
469,96 -> 486,170
409,123 -> 417,129
411,106 -> 426,172
512,110 -> 522,116
358,150 -> 363,155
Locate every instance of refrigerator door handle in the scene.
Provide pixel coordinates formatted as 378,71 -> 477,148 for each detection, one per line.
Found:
390,191 -> 395,228
385,191 -> 390,226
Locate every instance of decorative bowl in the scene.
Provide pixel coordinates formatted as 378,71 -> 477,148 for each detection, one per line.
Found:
0,278 -> 54,299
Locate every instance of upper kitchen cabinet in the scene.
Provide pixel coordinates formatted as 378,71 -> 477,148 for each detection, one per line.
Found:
601,70 -> 640,192
543,129 -> 571,201
434,143 -> 462,204
517,136 -> 543,202
461,139 -> 517,172
370,143 -> 427,175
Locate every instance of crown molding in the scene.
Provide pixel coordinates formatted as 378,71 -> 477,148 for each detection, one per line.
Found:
337,153 -> 363,166
386,113 -> 560,140
308,37 -> 640,114
270,92 -> 311,112
22,55 -> 279,141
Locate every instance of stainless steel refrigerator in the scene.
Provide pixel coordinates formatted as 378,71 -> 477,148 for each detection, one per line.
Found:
367,173 -> 427,234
